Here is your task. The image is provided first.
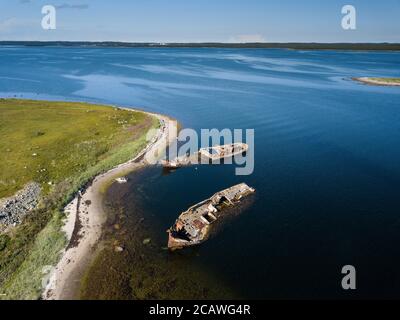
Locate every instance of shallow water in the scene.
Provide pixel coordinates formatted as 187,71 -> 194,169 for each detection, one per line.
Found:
1,47 -> 400,298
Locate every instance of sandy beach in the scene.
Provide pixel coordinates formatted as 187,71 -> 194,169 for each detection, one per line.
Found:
42,111 -> 177,300
353,77 -> 400,87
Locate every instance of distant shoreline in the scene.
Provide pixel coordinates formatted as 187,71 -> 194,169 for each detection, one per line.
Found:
1,41 -> 400,51
352,77 -> 400,87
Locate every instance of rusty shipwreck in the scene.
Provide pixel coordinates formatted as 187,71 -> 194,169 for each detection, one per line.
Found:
167,183 -> 255,250
161,142 -> 249,169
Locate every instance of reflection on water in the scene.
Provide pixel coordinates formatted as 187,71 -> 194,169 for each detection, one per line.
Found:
2,47 -> 400,298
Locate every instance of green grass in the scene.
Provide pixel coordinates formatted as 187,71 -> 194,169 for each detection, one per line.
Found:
0,99 -> 155,198
1,212 -> 66,299
0,99 -> 158,299
369,78 -> 400,84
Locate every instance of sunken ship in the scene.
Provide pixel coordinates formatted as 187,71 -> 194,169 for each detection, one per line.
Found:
167,183 -> 255,250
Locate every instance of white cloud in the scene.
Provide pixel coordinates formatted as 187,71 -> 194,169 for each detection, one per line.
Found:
55,4 -> 89,10
0,18 -> 22,32
230,34 -> 266,43
0,17 -> 35,32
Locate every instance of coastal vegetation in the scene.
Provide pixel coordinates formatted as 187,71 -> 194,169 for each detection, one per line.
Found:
368,78 -> 400,84
0,99 -> 158,299
1,41 -> 400,51
353,77 -> 400,86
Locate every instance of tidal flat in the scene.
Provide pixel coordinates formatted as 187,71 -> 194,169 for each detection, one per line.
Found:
80,167 -> 241,300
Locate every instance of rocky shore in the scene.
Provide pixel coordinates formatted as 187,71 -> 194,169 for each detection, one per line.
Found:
0,182 -> 41,229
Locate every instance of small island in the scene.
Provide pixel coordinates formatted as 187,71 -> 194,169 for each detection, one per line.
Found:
352,77 -> 400,87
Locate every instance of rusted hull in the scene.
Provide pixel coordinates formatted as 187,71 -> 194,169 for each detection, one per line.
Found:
199,143 -> 249,161
167,232 -> 201,250
161,143 -> 249,169
167,183 -> 255,250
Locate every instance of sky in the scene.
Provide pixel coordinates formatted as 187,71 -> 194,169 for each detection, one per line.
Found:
0,0 -> 399,42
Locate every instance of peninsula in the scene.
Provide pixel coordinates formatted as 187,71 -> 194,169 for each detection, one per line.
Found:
352,77 -> 400,86
0,99 -> 176,299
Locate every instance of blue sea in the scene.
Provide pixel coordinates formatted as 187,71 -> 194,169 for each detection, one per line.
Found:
1,46 -> 400,298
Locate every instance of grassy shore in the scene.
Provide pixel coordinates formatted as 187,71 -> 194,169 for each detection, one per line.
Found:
369,78 -> 400,84
0,99 -> 158,299
353,77 -> 400,86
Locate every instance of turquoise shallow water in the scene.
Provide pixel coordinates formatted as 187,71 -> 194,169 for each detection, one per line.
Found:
1,47 -> 400,298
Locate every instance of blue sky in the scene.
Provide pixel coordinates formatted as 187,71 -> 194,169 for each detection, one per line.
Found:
1,0 -> 399,42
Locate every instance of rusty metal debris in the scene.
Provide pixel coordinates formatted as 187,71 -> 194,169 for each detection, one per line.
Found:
167,183 -> 255,250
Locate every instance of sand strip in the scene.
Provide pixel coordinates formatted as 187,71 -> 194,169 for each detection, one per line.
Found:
42,111 -> 177,300
352,77 -> 400,87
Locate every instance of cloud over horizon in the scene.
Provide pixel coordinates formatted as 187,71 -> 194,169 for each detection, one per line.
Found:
55,3 -> 89,10
18,0 -> 89,9
3,1 -> 400,43
230,34 -> 266,43
0,17 -> 32,32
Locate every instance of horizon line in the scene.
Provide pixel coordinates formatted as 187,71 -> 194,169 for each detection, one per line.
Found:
1,41 -> 400,44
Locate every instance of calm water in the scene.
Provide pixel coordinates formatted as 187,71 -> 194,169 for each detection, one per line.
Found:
1,47 -> 400,298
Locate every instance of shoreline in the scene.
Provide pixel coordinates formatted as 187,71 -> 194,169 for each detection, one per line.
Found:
352,77 -> 400,87
2,41 -> 400,51
42,109 -> 178,300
